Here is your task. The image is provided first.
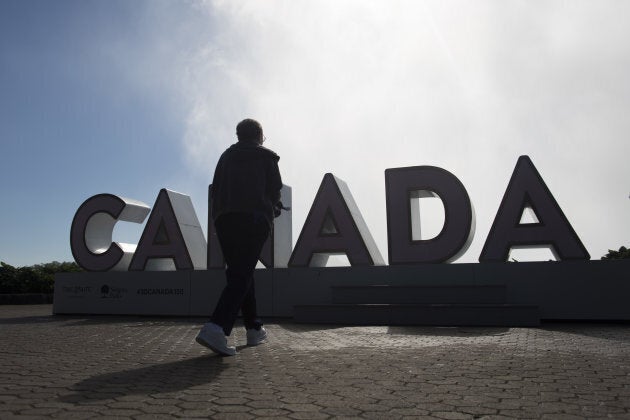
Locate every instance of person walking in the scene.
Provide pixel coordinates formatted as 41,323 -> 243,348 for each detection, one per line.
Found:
196,118 -> 283,356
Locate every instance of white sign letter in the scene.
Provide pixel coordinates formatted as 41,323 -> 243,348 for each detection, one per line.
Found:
129,189 -> 207,270
480,156 -> 590,262
70,194 -> 150,271
289,173 -> 384,267
385,166 -> 475,264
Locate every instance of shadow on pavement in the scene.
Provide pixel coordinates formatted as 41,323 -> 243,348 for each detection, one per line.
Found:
540,321 -> 630,342
275,322 -> 510,337
0,315 -> 61,325
58,316 -> 206,328
59,355 -> 226,402
0,313 -> 206,327
387,326 -> 510,337
275,322 -> 345,333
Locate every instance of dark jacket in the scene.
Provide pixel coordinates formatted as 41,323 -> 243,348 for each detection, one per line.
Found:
211,141 -> 282,226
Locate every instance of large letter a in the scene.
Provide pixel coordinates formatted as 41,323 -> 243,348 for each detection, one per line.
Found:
289,173 -> 384,267
480,156 -> 590,262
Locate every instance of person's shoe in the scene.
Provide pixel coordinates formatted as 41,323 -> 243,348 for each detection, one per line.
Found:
196,324 -> 236,356
246,326 -> 268,346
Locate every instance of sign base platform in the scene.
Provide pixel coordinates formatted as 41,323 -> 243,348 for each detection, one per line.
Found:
54,260 -> 630,325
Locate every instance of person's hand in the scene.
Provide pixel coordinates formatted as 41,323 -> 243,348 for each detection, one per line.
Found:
274,201 -> 291,218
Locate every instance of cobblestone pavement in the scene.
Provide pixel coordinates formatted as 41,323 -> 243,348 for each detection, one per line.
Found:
1,305 -> 630,419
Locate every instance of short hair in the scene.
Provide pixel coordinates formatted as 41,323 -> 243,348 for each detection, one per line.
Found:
236,119 -> 263,142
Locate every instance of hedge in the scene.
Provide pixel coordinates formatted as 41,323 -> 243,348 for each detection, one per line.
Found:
0,261 -> 82,294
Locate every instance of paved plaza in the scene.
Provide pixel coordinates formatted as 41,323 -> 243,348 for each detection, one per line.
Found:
1,305 -> 630,419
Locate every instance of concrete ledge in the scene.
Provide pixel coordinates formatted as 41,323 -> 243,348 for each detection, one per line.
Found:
53,259 -> 630,322
294,303 -> 541,327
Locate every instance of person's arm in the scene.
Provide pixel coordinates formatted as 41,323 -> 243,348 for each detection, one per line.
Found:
268,158 -> 282,207
210,155 -> 225,219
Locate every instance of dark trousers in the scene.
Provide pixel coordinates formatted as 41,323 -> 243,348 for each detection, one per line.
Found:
211,213 -> 269,336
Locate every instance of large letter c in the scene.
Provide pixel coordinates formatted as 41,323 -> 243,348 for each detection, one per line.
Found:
70,194 -> 150,271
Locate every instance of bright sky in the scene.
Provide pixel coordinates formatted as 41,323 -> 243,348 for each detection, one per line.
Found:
1,0 -> 628,267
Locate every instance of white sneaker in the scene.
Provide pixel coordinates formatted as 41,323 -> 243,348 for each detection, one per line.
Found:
196,323 -> 236,356
246,326 -> 268,346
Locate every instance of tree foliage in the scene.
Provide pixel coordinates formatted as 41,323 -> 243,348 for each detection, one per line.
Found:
0,261 -> 82,294
601,246 -> 630,260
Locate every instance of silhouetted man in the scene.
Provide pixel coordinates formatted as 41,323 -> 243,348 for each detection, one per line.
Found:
196,118 -> 282,356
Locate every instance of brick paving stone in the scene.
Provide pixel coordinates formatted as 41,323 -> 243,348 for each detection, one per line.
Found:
2,305 -> 630,419
287,412 -> 330,420
321,406 -> 362,416
98,409 -> 143,416
246,399 -> 284,409
279,395 -> 315,404
431,411 -> 472,420
211,416 -> 255,420
176,408 -> 218,417
249,408 -> 291,416
133,404 -> 179,414
133,415 -> 172,420
280,403 -> 323,412
540,414 -> 585,420
389,407 -> 431,416
375,398 -> 417,410
459,405 -> 499,416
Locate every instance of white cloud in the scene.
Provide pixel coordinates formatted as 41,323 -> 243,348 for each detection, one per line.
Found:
172,0 -> 630,262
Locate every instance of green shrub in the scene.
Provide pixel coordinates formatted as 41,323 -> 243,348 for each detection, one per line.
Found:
601,246 -> 630,260
0,261 -> 82,294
